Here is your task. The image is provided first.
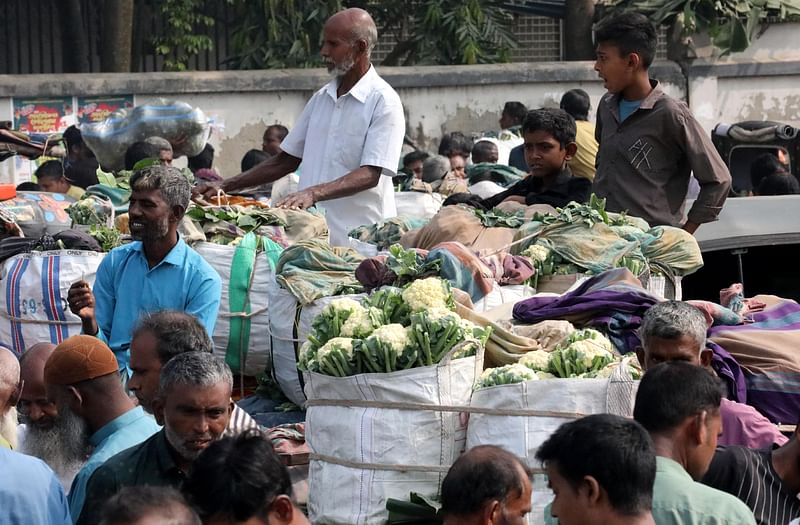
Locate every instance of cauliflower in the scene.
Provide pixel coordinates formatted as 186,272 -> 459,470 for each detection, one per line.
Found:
314,337 -> 358,377
476,363 -> 537,389
340,306 -> 383,339
402,277 -> 454,313
359,324 -> 418,373
548,329 -> 616,378
518,350 -> 551,372
370,324 -> 411,354
309,298 -> 367,347
298,340 -> 319,372
522,244 -> 551,264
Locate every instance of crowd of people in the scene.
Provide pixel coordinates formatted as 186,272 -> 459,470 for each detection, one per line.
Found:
1,5 -> 798,525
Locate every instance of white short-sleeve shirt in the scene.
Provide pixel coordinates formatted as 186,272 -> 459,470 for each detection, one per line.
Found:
280,66 -> 405,245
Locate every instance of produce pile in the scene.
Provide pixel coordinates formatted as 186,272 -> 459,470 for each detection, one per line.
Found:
298,277 -> 492,377
469,207 -> 526,228
186,205 -> 285,245
475,328 -> 642,388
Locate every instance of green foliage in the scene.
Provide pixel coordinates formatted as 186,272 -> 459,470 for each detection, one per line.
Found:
152,0 -> 217,71
604,0 -> 800,55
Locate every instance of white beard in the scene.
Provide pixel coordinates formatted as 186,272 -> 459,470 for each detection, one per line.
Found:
23,406 -> 90,491
0,407 -> 18,449
327,54 -> 356,78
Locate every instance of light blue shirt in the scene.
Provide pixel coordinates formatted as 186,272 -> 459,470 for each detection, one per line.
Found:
92,237 -> 221,370
0,447 -> 71,525
67,406 -> 160,523
619,98 -> 642,122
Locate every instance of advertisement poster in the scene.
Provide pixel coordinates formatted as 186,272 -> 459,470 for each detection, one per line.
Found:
13,97 -> 74,133
77,95 -> 134,124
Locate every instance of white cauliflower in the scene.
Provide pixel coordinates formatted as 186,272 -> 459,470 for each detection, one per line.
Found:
314,337 -> 358,377
518,350 -> 551,372
476,363 -> 537,389
369,324 -> 411,353
569,339 -> 616,370
323,298 -> 363,317
340,306 -> 382,338
298,340 -> 317,371
536,371 -> 556,380
522,244 -> 551,264
402,277 -> 453,313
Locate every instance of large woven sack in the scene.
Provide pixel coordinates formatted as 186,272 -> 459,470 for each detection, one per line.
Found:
267,283 -> 366,406
466,364 -> 638,524
304,343 -> 482,525
0,250 -> 104,355
194,234 -> 283,377
394,191 -> 443,220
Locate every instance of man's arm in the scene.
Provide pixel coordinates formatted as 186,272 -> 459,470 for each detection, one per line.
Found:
197,152 -> 301,199
277,166 -> 381,209
679,109 -> 732,231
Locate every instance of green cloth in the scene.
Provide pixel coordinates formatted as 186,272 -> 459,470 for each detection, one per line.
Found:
466,163 -> 526,187
275,239 -> 364,305
543,457 -> 756,525
537,221 -> 642,275
640,226 -> 704,277
77,430 -> 184,525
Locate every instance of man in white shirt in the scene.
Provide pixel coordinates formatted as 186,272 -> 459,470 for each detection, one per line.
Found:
196,8 -> 405,245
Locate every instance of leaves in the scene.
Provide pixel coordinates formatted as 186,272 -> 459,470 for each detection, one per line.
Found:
151,0 -> 217,71
470,207 -> 526,228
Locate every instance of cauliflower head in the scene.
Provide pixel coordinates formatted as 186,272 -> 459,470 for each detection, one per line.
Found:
518,350 -> 551,372
402,277 -> 454,313
368,323 -> 411,354
522,244 -> 551,264
476,363 -> 537,389
340,306 -> 383,338
316,337 -> 355,361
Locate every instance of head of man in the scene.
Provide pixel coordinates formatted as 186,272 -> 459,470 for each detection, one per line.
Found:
402,150 -> 430,179
184,431 -> 310,525
43,335 -> 124,464
154,352 -> 233,468
187,144 -> 214,174
99,486 -> 200,525
637,301 -> 711,371
472,140 -> 499,165
421,155 -> 452,185
634,361 -> 724,480
440,445 -> 532,525
128,311 -> 212,414
0,346 -> 21,448
35,160 -> 71,194
125,141 -> 165,171
321,8 -> 377,78
263,124 -> 289,156
449,154 -> 467,179
499,101 -> 527,130
438,131 -> 472,158
145,136 -> 174,164
536,414 -> 655,525
522,109 -> 577,179
560,89 -> 591,122
64,125 -> 95,162
128,165 -> 190,244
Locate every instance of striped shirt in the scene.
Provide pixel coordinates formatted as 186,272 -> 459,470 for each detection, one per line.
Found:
225,404 -> 262,436
703,446 -> 800,525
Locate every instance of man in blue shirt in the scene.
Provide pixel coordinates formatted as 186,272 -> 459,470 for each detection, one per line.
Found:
68,165 -> 221,373
0,447 -> 71,525
43,335 -> 160,523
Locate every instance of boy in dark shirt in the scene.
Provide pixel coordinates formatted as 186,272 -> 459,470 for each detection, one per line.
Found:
592,12 -> 730,233
481,108 -> 590,209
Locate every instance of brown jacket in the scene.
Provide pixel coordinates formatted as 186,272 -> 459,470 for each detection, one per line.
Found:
593,80 -> 731,227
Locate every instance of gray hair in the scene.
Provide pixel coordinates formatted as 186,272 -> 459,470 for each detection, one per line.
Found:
130,164 -> 191,211
159,352 -> 232,397
350,21 -> 378,58
640,301 -> 707,351
422,155 -> 452,183
133,311 -> 212,366
145,136 -> 173,154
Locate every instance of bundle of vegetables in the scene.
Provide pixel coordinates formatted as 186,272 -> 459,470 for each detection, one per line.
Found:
186,205 -> 285,245
88,225 -> 123,252
386,244 -> 440,286
470,207 -> 526,228
475,329 -> 642,388
299,277 -> 491,377
67,196 -> 113,226
531,194 -> 632,228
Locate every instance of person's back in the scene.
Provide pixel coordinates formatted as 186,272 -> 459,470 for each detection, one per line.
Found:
634,362 -> 756,525
0,447 -> 71,525
591,12 -> 730,233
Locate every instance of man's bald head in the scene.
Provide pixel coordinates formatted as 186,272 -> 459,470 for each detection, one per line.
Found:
20,343 -> 56,369
325,8 -> 378,58
0,346 -> 20,409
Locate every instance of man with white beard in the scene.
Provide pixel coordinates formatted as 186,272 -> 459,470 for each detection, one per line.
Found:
0,346 -> 21,449
17,343 -> 87,491
195,8 -> 405,245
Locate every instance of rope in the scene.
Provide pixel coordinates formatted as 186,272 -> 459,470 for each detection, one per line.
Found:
309,452 -> 546,475
0,314 -> 79,326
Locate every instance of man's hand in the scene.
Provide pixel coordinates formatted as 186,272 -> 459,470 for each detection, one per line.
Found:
682,220 -> 700,235
276,189 -> 315,210
192,181 -> 224,201
67,281 -> 98,335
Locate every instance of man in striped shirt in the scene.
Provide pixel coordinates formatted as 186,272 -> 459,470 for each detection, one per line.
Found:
127,310 -> 260,435
702,427 -> 800,525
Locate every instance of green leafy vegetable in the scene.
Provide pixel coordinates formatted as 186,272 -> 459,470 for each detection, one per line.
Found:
470,207 -> 526,228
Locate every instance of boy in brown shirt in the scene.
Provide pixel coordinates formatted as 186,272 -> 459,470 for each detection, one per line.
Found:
592,12 -> 731,234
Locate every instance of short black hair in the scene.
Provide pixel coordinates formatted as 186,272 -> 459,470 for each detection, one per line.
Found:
124,141 -> 162,171
265,124 -> 289,140
241,148 -> 269,172
184,431 -> 294,521
99,486 -> 200,525
536,414 -> 655,516
595,12 -> 657,69
757,171 -> 800,196
471,140 -> 499,164
403,150 -> 430,167
35,160 -> 65,181
522,108 -> 577,148
750,152 -> 786,190
187,143 -> 215,173
560,89 -> 591,121
442,192 -> 487,210
634,361 -> 724,434
132,310 -> 212,365
441,445 -> 531,518
16,182 -> 40,191
63,125 -> 93,157
438,131 -> 473,157
503,101 -> 528,125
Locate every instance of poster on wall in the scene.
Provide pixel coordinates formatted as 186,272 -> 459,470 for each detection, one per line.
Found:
77,95 -> 134,124
13,97 -> 74,134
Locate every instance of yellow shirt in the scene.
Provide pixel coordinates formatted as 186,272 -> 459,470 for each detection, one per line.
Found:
569,120 -> 598,181
67,185 -> 86,200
